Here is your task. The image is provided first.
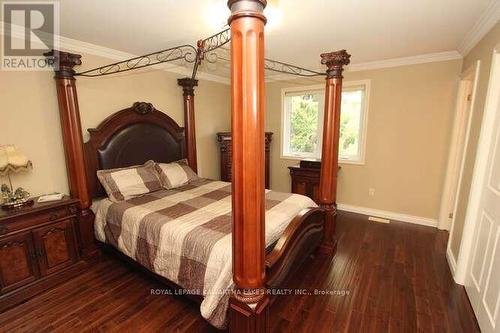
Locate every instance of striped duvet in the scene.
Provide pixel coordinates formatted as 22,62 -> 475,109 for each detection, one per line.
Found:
93,178 -> 317,328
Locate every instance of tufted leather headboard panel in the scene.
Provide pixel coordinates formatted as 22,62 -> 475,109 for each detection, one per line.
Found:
84,102 -> 186,198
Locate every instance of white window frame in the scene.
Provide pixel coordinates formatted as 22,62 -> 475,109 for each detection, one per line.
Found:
280,80 -> 370,165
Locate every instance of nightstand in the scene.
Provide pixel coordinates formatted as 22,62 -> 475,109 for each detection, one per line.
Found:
0,196 -> 89,311
289,160 -> 341,204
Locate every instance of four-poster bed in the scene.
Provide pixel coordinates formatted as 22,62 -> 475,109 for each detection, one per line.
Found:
43,1 -> 350,331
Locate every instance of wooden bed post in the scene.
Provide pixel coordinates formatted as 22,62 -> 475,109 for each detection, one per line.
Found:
227,0 -> 268,332
44,50 -> 96,258
177,78 -> 198,172
317,50 -> 351,254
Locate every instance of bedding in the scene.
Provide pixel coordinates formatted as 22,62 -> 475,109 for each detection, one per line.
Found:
93,178 -> 317,328
154,159 -> 198,189
96,160 -> 162,202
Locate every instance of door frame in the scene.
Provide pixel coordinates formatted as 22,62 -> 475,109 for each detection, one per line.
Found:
438,64 -> 478,230
444,61 -> 480,277
454,44 -> 500,284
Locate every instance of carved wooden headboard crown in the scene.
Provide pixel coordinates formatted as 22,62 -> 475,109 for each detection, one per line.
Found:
84,102 -> 186,198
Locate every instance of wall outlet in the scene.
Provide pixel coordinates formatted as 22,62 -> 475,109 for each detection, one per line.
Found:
368,188 -> 375,196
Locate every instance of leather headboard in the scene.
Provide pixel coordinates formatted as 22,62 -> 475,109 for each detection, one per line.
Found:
84,102 -> 186,198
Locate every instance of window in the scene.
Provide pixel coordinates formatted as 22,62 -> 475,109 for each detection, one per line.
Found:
281,81 -> 369,164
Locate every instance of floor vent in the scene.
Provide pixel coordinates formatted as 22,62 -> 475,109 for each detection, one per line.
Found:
368,216 -> 391,224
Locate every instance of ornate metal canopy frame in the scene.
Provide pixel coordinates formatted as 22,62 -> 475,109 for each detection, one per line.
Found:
76,44 -> 198,77
74,28 -> 326,79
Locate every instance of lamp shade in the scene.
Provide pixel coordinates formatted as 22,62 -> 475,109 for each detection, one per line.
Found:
0,145 -> 32,176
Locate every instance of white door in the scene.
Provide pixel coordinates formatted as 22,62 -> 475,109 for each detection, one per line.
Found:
465,50 -> 500,333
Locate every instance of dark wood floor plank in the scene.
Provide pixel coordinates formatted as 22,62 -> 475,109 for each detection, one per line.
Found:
0,211 -> 480,333
0,258 -> 123,326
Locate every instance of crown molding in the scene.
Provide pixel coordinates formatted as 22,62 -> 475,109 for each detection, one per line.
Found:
265,51 -> 462,83
458,0 -> 500,56
347,51 -> 462,72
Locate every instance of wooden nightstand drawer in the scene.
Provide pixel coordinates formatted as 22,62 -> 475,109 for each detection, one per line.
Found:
0,205 -> 77,236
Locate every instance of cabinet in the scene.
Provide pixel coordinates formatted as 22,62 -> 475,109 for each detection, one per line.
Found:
216,132 -> 273,188
0,232 -> 38,294
32,219 -> 77,276
289,160 -> 341,204
289,160 -> 322,204
0,197 -> 85,311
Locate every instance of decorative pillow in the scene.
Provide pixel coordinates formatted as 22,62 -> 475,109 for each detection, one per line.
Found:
97,160 -> 162,202
154,159 -> 198,189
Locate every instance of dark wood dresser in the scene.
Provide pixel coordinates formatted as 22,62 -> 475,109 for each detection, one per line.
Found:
289,160 -> 341,204
0,197 -> 89,311
216,132 -> 273,188
289,160 -> 322,203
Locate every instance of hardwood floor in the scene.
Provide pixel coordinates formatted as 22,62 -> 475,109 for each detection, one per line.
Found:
0,211 -> 479,332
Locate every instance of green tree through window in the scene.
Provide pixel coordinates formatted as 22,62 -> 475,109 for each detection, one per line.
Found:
289,94 -> 319,153
284,85 -> 366,162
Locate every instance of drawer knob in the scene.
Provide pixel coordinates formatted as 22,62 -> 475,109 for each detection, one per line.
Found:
49,213 -> 58,221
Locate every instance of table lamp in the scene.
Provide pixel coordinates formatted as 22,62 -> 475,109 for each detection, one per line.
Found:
0,145 -> 33,209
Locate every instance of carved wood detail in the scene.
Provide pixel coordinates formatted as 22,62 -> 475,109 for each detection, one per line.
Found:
33,220 -> 77,276
132,102 -> 154,115
0,232 -> 38,294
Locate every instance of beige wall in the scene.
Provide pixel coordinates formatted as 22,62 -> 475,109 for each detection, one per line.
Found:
0,51 -> 230,197
266,59 -> 462,220
450,22 -> 500,259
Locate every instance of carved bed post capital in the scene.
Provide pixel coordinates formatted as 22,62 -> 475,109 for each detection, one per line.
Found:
320,49 -> 351,79
177,77 -> 199,172
177,77 -> 198,96
44,49 -> 82,79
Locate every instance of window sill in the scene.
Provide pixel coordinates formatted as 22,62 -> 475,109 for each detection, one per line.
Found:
339,159 -> 365,166
280,155 -> 365,165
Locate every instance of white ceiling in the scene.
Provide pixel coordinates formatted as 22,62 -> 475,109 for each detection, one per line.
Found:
58,0 -> 495,73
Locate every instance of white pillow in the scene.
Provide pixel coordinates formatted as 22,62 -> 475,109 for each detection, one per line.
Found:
96,160 -> 162,202
154,159 -> 198,189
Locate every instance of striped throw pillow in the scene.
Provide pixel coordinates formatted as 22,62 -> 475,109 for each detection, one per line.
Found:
155,159 -> 198,189
97,160 -> 162,202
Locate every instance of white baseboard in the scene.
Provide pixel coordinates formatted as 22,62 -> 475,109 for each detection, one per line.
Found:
446,246 -> 460,283
337,203 -> 438,227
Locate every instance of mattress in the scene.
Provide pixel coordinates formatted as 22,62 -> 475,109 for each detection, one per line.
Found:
93,178 -> 316,328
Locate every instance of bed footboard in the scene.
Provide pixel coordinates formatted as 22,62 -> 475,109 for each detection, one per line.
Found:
265,207 -> 325,287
